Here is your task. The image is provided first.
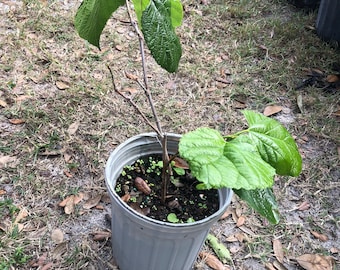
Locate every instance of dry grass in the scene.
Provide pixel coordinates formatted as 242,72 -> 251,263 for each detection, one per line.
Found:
0,0 -> 339,269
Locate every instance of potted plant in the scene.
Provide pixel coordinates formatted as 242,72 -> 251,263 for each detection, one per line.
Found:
74,0 -> 302,269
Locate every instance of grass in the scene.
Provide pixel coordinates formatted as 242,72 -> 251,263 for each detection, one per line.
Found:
0,0 -> 339,269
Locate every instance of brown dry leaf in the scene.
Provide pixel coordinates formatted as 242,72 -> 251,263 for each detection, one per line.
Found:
0,155 -> 17,168
172,157 -> 189,169
273,239 -> 284,263
199,252 -> 225,270
296,254 -> 333,270
330,247 -> 338,254
56,81 -> 70,90
115,44 -> 123,51
232,100 -> 247,109
52,242 -> 68,260
220,208 -> 233,220
40,262 -> 53,270
83,194 -> 102,209
333,109 -> 340,117
73,193 -> 84,204
9,118 -> 25,125
123,87 -> 138,94
67,121 -> 80,135
310,230 -> 328,242
0,190 -> 6,196
15,95 -> 31,102
263,105 -> 283,116
236,216 -> 246,227
63,152 -> 72,163
326,74 -> 339,83
125,72 -> 138,81
0,99 -> 8,107
92,231 -> 111,241
64,195 -> 75,214
121,193 -> 130,202
63,170 -> 73,178
51,228 -> 64,244
14,208 -> 28,224
298,201 -> 310,211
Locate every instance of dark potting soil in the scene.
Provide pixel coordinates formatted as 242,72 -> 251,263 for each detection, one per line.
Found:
115,154 -> 220,223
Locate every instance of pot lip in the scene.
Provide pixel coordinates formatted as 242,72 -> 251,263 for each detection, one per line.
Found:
105,132 -> 233,228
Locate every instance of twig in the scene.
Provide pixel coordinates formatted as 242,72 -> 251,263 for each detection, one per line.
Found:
125,0 -> 164,136
107,65 -> 160,135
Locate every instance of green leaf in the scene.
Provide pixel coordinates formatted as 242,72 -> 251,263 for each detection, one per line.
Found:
132,0 -> 151,26
242,110 -> 302,176
234,188 -> 280,224
179,128 -> 275,190
167,213 -> 179,223
168,0 -> 183,28
141,0 -> 182,72
75,0 -> 125,48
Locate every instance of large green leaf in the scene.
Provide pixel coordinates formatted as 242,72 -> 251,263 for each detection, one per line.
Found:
179,128 -> 275,190
234,188 -> 280,224
141,0 -> 182,72
242,110 -> 302,176
75,0 -> 125,48
132,0 -> 151,26
133,0 -> 182,28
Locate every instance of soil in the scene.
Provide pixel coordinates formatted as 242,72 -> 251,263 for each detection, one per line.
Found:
115,154 -> 220,222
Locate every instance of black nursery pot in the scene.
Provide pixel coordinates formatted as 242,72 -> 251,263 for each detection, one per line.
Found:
316,0 -> 340,42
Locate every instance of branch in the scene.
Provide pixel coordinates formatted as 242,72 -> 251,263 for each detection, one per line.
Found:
125,0 -> 164,137
107,65 -> 160,135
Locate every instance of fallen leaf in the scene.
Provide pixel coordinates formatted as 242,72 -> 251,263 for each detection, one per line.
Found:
296,254 -> 333,270
67,121 -> 80,135
56,81 -> 70,90
0,99 -> 8,107
236,216 -> 245,227
125,72 -> 138,81
310,230 -> 328,242
298,201 -> 310,211
330,247 -> 338,254
122,87 -> 138,94
64,195 -> 75,214
15,95 -> 31,102
199,252 -> 225,270
83,194 -> 102,209
121,193 -> 130,203
115,45 -> 123,51
172,157 -> 189,169
263,105 -> 283,116
0,190 -> 6,196
52,242 -> 68,259
14,208 -> 28,224
92,231 -> 111,241
51,228 -> 64,244
9,118 -> 25,125
0,155 -> 17,168
63,170 -> 73,178
41,262 -> 53,270
326,74 -> 339,83
297,94 -> 303,113
216,77 -> 232,84
273,238 -> 284,263
220,208 -> 233,220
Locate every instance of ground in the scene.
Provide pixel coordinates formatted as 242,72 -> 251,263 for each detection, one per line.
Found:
0,0 -> 339,269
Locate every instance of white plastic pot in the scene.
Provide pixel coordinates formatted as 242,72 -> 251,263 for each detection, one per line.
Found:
105,133 -> 233,270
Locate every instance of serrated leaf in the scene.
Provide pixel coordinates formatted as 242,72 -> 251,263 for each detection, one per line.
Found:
242,110 -> 302,176
75,0 -> 125,48
233,188 -> 280,224
141,0 -> 182,72
179,128 -> 275,190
